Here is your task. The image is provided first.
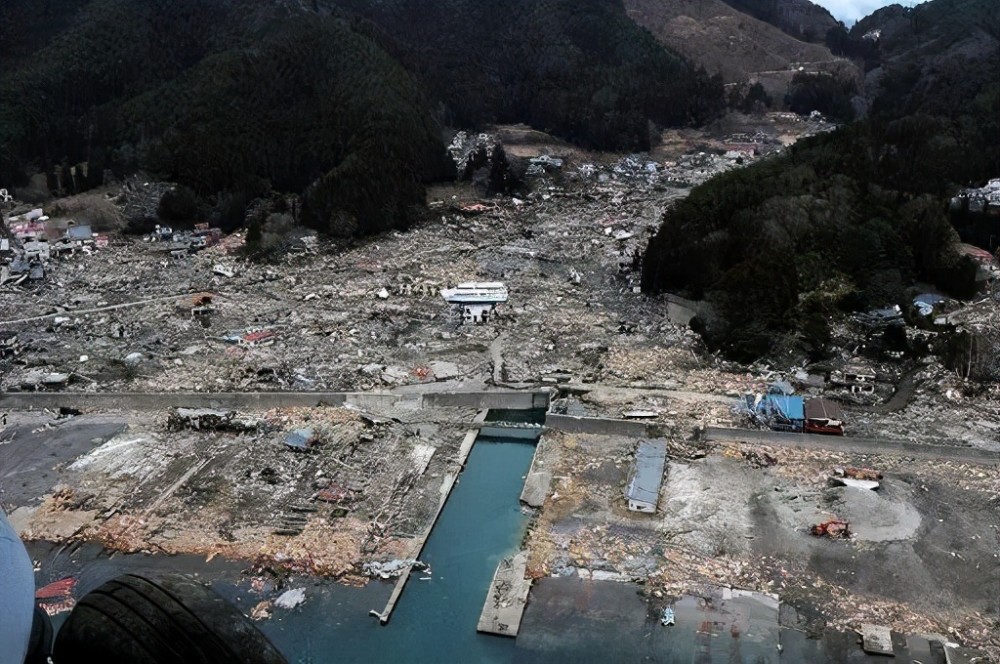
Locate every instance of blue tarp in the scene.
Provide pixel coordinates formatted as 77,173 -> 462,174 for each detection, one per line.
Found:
761,394 -> 804,422
284,428 -> 317,450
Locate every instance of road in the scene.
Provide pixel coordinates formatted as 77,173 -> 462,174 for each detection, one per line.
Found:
705,426 -> 999,465
0,293 -> 206,326
0,389 -> 546,412
2,390 -> 995,464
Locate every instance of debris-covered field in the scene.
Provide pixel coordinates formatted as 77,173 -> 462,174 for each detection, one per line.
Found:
524,431 -> 1000,656
3,405 -> 474,584
2,114 -> 999,659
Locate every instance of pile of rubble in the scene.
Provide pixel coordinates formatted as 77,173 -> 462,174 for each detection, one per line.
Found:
951,177 -> 1000,213
2,203 -> 110,287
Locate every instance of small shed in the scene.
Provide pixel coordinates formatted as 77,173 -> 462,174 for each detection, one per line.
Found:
65,224 -> 93,242
625,439 -> 668,513
284,428 -> 321,451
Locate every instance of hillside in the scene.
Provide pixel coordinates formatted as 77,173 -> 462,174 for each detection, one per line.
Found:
723,0 -> 841,42
853,0 -> 999,124
640,0 -> 1000,361
329,0 -> 726,149
0,0 -> 450,237
621,0 -> 860,113
624,0 -> 837,82
0,0 -> 727,237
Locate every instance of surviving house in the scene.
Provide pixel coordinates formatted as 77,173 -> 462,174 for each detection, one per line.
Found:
625,439 -> 668,513
21,236 -> 50,262
440,281 -> 508,324
803,398 -> 845,435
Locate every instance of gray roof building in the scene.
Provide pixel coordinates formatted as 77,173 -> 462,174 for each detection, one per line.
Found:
625,439 -> 667,513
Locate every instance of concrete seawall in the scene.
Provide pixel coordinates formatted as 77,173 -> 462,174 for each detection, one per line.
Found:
422,391 -> 550,409
0,390 -> 551,412
544,413 -> 653,437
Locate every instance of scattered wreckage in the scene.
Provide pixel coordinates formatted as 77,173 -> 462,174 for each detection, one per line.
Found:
2,207 -> 110,287
810,519 -> 851,539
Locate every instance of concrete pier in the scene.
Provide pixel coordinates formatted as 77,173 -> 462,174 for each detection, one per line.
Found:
476,551 -> 531,637
519,436 -> 552,508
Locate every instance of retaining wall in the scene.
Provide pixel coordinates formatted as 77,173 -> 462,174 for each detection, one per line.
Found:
544,413 -> 652,437
422,391 -> 550,410
0,390 -> 550,412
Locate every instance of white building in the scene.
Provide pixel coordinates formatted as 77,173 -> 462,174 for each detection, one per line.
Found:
440,282 -> 508,324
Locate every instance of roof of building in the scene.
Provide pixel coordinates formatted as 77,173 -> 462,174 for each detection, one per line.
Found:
625,439 -> 668,505
65,225 -> 93,240
439,282 -> 509,304
804,398 -> 844,422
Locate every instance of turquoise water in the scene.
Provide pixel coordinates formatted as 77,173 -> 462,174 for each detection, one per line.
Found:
254,435 -> 538,663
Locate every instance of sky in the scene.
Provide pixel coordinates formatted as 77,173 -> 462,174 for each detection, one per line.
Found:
810,0 -> 926,26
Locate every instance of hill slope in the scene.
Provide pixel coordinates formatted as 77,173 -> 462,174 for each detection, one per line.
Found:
0,0 -> 729,235
722,0 -> 840,42
0,0 -> 448,236
640,0 -> 999,361
624,0 -> 838,82
330,0 -> 726,150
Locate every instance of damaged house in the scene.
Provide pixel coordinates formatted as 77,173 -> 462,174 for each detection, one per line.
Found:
747,391 -> 805,432
803,398 -> 845,435
742,385 -> 847,435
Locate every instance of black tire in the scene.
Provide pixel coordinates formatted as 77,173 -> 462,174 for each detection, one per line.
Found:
25,604 -> 53,664
52,573 -> 287,664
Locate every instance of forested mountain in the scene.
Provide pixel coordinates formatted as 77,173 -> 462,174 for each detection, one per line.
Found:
641,0 -> 1000,361
1,0 -> 726,237
0,0 -> 448,236
720,0 -> 839,43
330,0 -> 726,150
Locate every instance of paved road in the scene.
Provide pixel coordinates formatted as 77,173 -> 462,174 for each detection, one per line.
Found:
705,426 -> 999,465
0,416 -> 127,505
0,293 -> 204,326
3,391 -> 995,464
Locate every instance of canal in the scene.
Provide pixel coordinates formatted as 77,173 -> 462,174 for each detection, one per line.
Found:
257,433 -> 537,663
23,408 -> 881,663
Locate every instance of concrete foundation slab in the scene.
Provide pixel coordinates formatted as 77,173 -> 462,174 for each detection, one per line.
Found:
477,551 -> 531,637
861,623 -> 894,655
520,471 -> 552,508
